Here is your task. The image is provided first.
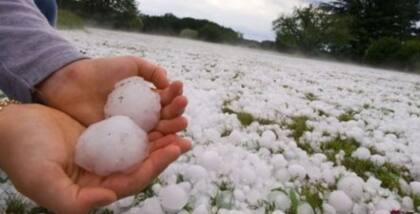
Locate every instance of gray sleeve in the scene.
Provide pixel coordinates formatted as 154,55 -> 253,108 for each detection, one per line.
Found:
0,0 -> 85,103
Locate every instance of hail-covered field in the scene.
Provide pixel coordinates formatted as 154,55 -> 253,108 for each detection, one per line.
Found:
2,28 -> 420,214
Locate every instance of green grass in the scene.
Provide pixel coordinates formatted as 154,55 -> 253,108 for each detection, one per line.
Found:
413,194 -> 420,212
304,93 -> 317,101
343,158 -> 412,193
288,116 -> 311,142
338,111 -> 356,122
222,106 -> 278,127
321,137 -> 359,161
57,10 -> 84,29
28,207 -> 54,214
236,112 -> 255,127
321,137 -> 412,193
301,185 -> 323,212
288,190 -> 299,214
5,194 -> 27,214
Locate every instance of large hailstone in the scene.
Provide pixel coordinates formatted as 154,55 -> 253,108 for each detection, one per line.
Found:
75,116 -> 148,176
105,77 -> 161,132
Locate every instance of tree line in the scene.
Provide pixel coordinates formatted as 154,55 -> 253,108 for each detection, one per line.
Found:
273,0 -> 420,72
56,0 -> 242,43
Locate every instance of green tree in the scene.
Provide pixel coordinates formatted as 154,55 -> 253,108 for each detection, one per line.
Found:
321,0 -> 420,57
273,5 -> 353,55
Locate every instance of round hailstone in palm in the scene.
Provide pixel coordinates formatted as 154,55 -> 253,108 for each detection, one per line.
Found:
75,116 -> 148,176
105,77 -> 161,132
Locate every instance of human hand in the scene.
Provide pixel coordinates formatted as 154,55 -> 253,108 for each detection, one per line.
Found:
37,56 -> 188,135
0,104 -> 191,214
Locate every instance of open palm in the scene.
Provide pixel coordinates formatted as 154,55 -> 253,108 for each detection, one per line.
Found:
0,105 -> 190,214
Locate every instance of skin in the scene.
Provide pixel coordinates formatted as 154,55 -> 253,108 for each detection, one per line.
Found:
0,56 -> 191,213
37,56 -> 189,134
0,104 -> 191,214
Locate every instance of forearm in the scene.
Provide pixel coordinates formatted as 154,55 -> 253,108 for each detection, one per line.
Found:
0,0 -> 85,103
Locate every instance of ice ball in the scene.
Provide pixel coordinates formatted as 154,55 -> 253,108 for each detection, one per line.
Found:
159,184 -> 188,212
75,116 -> 148,176
105,77 -> 161,132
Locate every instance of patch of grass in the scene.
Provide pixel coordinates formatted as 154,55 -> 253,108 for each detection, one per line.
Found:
288,116 -> 311,142
304,93 -> 317,101
297,141 -> 315,155
28,207 -> 54,214
338,111 -> 356,122
177,174 -> 185,183
413,195 -> 420,212
221,129 -> 232,137
317,110 -> 328,117
322,137 -> 412,193
288,190 -> 299,214
5,194 -> 27,214
134,180 -> 158,204
0,175 -> 8,184
301,185 -> 323,211
57,10 -> 84,29
237,112 -> 255,127
223,106 -> 278,127
342,158 -> 411,193
264,201 -> 276,214
321,137 -> 359,161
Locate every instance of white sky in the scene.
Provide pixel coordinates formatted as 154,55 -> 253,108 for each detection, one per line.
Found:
137,0 -> 314,41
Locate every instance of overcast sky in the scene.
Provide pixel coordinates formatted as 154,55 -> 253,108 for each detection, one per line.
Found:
137,0 -> 318,41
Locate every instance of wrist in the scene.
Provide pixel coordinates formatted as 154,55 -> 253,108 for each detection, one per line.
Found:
36,59 -> 88,105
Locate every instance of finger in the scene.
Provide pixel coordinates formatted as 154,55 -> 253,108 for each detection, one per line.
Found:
175,138 -> 192,153
149,135 -> 180,152
148,132 -> 164,142
158,81 -> 184,105
161,96 -> 188,119
102,145 -> 182,198
32,163 -> 116,214
154,116 -> 188,134
130,57 -> 169,89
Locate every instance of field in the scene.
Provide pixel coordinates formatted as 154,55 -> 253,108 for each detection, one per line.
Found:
2,28 -> 420,214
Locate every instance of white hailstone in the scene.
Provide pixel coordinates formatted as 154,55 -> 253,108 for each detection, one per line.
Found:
297,203 -> 314,214
198,150 -> 221,171
75,116 -> 148,176
275,169 -> 291,182
288,164 -> 306,180
271,191 -> 291,211
351,147 -> 371,160
184,165 -> 208,182
139,197 -> 164,214
328,191 -> 353,214
337,176 -> 364,201
272,211 -> 285,214
117,196 -> 135,208
375,198 -> 400,211
366,177 -> 382,191
192,204 -> 209,214
370,155 -> 386,166
399,179 -> 411,195
322,203 -> 337,214
260,130 -> 276,148
402,196 -> 414,211
159,184 -> 189,212
410,181 -> 420,195
352,203 -> 368,214
271,154 -> 288,169
104,77 -> 161,132
374,210 -> 390,214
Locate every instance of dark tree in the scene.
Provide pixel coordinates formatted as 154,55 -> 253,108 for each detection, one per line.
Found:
321,0 -> 420,57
